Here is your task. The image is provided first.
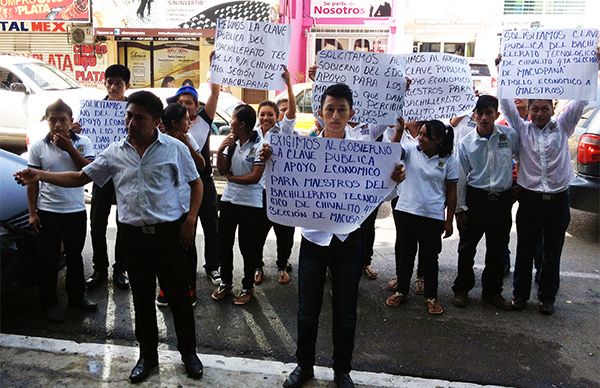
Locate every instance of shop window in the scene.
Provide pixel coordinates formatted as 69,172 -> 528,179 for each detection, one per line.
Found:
443,43 -> 465,56
296,89 -> 313,114
418,42 -> 441,52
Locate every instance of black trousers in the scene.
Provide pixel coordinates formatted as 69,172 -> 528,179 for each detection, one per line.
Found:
394,211 -> 443,299
452,187 -> 513,296
256,189 -> 295,270
514,189 -> 570,305
391,197 -> 425,277
198,176 -> 219,273
36,210 -> 87,308
218,201 -> 262,290
360,204 -> 380,267
296,230 -> 363,374
121,216 -> 196,360
90,181 -> 126,274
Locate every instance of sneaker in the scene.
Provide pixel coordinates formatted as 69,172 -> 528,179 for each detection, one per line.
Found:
285,262 -> 293,273
207,270 -> 222,286
254,268 -> 264,285
385,292 -> 408,307
211,283 -> 232,301
189,288 -> 197,307
156,289 -> 168,307
233,289 -> 253,305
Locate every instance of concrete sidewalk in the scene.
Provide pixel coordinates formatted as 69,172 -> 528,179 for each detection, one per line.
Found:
0,334 -> 506,387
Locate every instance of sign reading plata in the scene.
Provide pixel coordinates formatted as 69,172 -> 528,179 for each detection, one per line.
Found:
402,53 -> 476,122
498,28 -> 599,100
78,100 -> 127,152
312,50 -> 406,125
265,134 -> 401,234
210,19 -> 291,90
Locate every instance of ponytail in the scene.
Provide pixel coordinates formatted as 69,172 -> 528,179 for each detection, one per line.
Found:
439,124 -> 454,158
424,120 -> 454,157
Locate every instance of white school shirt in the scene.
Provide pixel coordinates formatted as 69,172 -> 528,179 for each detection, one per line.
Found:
456,125 -> 519,211
174,133 -> 200,207
220,133 -> 266,208
83,130 -> 199,226
28,132 -> 94,213
500,98 -> 587,193
394,142 -> 459,221
256,115 -> 297,189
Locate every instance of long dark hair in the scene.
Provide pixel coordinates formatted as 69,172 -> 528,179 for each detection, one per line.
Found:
424,120 -> 454,158
233,104 -> 257,134
161,103 -> 187,131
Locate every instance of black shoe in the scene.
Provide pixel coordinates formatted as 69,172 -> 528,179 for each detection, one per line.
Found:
283,365 -> 314,388
511,297 -> 527,311
539,302 -> 555,315
181,353 -> 203,379
68,297 -> 98,311
482,294 -> 512,311
42,305 -> 64,323
285,262 -> 293,273
129,357 -> 158,384
86,270 -> 107,289
334,372 -> 355,388
113,271 -> 130,290
452,291 -> 468,308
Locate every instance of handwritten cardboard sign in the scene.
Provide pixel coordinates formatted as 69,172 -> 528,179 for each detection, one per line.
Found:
311,50 -> 406,125
210,19 -> 291,91
498,28 -> 599,100
78,99 -> 127,153
402,53 -> 476,122
265,134 -> 402,234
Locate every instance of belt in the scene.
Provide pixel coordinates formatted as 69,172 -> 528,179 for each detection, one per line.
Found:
121,214 -> 186,235
468,186 -> 511,202
520,188 -> 568,201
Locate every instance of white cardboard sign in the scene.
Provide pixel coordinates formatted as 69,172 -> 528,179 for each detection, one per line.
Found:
311,50 -> 406,125
78,99 -> 127,153
265,134 -> 402,234
210,19 -> 291,91
498,28 -> 599,100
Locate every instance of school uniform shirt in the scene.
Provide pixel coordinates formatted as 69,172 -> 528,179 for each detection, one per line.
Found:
394,142 -> 459,221
500,98 -> 587,193
256,115 -> 297,189
83,130 -> 199,226
452,115 -> 477,156
345,123 -> 389,142
220,133 -> 266,208
28,132 -> 94,213
382,128 -> 416,202
175,133 -> 201,207
188,109 -> 214,179
456,125 -> 519,211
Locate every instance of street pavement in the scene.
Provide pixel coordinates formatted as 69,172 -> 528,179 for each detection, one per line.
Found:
1,203 -> 599,387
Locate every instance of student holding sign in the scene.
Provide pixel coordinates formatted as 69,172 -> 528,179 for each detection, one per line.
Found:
500,96 -> 588,315
281,83 -> 406,388
254,67 -> 297,286
386,120 -> 458,315
211,104 -> 266,306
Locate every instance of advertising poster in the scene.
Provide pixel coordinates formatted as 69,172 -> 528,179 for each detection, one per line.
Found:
153,43 -> 200,87
126,42 -> 152,88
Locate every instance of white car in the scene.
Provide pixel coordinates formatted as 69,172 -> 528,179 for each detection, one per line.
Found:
0,54 -> 105,154
467,58 -> 498,96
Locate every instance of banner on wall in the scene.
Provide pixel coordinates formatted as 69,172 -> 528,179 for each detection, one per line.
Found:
310,0 -> 392,19
0,0 -> 90,22
92,0 -> 274,33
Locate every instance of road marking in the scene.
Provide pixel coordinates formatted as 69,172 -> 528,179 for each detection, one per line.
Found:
241,309 -> 271,352
473,265 -> 600,280
0,333 -> 507,388
254,288 -> 297,354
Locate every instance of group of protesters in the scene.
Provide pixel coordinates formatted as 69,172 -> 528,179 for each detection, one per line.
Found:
14,41 -> 597,386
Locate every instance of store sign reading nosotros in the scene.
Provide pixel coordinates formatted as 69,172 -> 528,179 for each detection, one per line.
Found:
210,19 -> 291,91
265,134 -> 401,234
312,50 -> 407,125
79,99 -> 127,152
402,53 -> 476,122
498,28 -> 599,100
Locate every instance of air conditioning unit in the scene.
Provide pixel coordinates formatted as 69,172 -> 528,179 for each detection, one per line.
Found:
68,26 -> 94,44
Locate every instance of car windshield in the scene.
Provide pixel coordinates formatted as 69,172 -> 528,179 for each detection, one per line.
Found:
469,64 -> 491,77
14,62 -> 79,91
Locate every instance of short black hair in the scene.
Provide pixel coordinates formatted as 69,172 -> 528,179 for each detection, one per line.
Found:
232,104 -> 256,133
474,95 -> 499,113
105,64 -> 131,84
161,103 -> 187,130
45,99 -> 72,119
320,83 -> 353,109
527,99 -> 554,109
127,91 -> 163,119
276,98 -> 288,107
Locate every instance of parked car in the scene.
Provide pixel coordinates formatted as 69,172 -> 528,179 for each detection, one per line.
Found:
568,100 -> 600,214
0,54 -> 105,154
274,82 -> 315,135
467,58 -> 497,96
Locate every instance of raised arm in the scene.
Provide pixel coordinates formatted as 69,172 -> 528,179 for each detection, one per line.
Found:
499,98 -> 527,133
204,81 -> 221,121
283,66 -> 296,120
557,99 -> 588,137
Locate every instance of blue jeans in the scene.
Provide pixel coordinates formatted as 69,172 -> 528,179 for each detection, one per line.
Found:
296,231 -> 363,373
513,189 -> 570,304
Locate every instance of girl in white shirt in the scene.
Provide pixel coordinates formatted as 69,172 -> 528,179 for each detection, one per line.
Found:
387,120 -> 458,315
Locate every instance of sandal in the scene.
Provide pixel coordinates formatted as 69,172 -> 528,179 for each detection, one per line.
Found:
385,292 -> 408,307
386,278 -> 398,292
414,277 -> 424,295
278,270 -> 290,285
363,265 -> 378,280
425,298 -> 444,315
